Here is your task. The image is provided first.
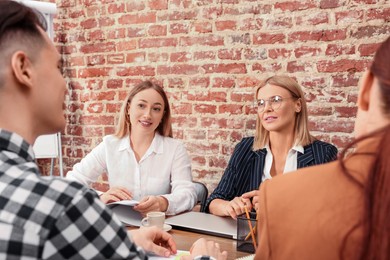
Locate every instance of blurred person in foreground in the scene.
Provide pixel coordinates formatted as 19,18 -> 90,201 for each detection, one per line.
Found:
255,36 -> 390,260
0,1 -> 226,259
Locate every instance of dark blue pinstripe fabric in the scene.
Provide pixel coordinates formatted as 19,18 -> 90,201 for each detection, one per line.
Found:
205,137 -> 338,212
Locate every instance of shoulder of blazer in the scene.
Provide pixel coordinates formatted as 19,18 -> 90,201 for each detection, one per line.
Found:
311,140 -> 338,154
306,140 -> 338,164
229,137 -> 267,167
302,140 -> 336,152
311,140 -> 336,149
236,136 -> 254,148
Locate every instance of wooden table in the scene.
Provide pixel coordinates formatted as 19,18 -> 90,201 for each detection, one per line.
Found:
128,226 -> 251,260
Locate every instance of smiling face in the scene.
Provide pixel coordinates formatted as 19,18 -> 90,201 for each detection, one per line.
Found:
128,88 -> 165,135
257,84 -> 301,134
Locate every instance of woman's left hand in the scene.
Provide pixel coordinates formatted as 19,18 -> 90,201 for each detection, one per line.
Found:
129,226 -> 177,257
134,195 -> 168,215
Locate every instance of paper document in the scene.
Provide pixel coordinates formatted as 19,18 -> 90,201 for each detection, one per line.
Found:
149,250 -> 190,260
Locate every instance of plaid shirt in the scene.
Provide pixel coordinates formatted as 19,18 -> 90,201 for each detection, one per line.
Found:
0,129 -> 147,259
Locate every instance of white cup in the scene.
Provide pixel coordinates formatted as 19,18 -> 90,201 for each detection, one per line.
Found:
141,212 -> 165,229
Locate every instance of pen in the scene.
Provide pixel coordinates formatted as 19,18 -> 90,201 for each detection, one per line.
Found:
245,211 -> 259,241
244,206 -> 257,251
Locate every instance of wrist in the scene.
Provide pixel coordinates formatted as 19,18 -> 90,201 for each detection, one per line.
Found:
223,200 -> 232,216
158,196 -> 169,212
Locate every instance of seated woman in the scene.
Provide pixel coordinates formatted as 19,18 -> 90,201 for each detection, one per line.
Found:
66,81 -> 197,215
255,36 -> 390,260
206,75 -> 338,218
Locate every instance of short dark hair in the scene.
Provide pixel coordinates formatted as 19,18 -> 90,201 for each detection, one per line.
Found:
0,0 -> 47,43
0,0 -> 48,86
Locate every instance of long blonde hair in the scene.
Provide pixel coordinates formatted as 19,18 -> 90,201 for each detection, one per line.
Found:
115,81 -> 172,138
253,75 -> 314,150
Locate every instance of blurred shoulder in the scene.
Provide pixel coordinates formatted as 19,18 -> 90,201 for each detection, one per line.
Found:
40,175 -> 97,199
261,160 -> 341,205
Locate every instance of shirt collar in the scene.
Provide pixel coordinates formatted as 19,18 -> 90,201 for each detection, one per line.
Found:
118,133 -> 164,154
0,129 -> 35,162
262,142 -> 304,154
150,133 -> 164,154
264,143 -> 271,153
293,144 -> 304,154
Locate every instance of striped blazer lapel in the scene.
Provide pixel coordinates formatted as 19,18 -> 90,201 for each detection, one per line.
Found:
297,145 -> 314,168
253,148 -> 267,189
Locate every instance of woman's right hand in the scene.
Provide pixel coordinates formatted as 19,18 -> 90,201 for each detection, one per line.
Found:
100,187 -> 133,204
225,196 -> 252,219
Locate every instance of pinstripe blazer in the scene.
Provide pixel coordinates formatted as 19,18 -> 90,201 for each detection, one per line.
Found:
205,137 -> 338,212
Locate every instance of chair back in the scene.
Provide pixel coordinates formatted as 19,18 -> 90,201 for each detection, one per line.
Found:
193,181 -> 208,212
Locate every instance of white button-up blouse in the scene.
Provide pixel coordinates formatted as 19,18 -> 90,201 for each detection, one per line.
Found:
66,133 -> 197,215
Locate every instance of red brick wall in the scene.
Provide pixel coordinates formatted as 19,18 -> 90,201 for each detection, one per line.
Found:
39,0 -> 390,193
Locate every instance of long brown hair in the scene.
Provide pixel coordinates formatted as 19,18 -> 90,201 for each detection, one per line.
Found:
253,75 -> 314,150
115,81 -> 172,138
340,36 -> 390,260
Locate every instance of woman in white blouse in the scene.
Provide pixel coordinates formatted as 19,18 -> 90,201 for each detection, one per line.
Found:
66,81 -> 197,215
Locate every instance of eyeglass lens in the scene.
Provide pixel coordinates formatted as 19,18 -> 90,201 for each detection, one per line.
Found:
256,96 -> 283,112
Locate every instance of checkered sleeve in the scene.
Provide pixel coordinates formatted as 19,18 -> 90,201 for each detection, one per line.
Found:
42,188 -> 147,259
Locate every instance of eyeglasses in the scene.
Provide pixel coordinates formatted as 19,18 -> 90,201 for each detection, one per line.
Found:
255,95 -> 296,112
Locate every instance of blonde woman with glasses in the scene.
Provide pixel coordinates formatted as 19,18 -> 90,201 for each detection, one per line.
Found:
205,75 -> 338,218
255,36 -> 390,260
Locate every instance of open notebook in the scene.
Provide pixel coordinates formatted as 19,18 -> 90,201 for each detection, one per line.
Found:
165,211 -> 237,239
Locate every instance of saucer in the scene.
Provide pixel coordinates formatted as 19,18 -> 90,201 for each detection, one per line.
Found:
163,224 -> 172,232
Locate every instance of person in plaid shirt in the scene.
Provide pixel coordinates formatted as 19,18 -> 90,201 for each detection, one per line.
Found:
0,1 -> 227,259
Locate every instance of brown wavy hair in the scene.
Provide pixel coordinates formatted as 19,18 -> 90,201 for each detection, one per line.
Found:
115,81 -> 172,138
340,36 -> 390,260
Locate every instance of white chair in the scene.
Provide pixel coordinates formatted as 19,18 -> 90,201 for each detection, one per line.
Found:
193,181 -> 208,212
33,133 -> 63,177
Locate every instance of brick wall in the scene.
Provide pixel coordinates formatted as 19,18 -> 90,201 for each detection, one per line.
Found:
38,0 -> 390,193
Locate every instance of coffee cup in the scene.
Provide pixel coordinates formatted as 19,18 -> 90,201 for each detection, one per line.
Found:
141,212 -> 165,229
